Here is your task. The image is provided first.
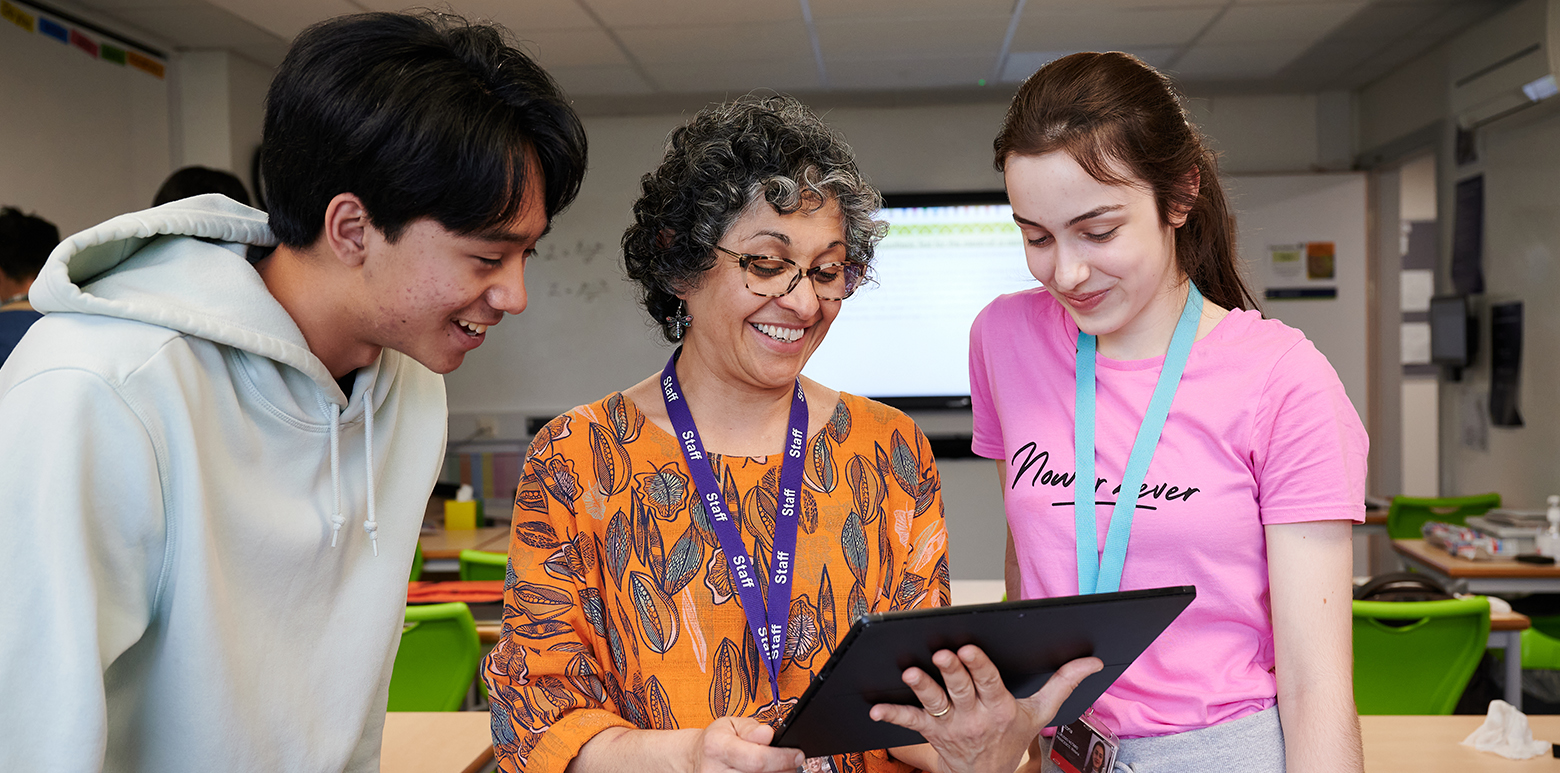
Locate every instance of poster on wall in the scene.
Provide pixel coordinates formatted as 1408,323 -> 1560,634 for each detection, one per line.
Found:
1264,241 -> 1338,300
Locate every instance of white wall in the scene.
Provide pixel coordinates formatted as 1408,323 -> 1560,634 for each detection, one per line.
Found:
0,17 -> 169,235
1227,173 -> 1370,424
171,50 -> 271,201
1402,379 -> 1440,496
226,54 -> 271,200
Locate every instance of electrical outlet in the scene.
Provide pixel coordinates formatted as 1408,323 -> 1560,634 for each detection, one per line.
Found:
475,416 -> 499,439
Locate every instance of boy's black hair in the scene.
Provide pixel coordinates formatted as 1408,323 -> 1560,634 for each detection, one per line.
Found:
153,166 -> 252,208
260,11 -> 588,247
0,207 -> 60,283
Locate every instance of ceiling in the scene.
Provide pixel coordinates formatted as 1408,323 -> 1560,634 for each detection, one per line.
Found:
56,0 -> 1518,110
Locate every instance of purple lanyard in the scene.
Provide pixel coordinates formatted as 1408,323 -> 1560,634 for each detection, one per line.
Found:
661,349 -> 805,707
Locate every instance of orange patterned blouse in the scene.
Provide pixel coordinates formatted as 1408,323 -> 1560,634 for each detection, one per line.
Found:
485,391 -> 949,773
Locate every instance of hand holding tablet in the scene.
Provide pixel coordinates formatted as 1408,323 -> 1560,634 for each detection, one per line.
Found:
872,645 -> 1103,773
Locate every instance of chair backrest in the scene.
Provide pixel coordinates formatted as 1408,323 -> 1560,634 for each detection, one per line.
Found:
387,602 -> 480,711
1385,493 -> 1501,539
1522,627 -> 1560,670
458,549 -> 508,582
410,541 -> 424,582
1353,596 -> 1491,714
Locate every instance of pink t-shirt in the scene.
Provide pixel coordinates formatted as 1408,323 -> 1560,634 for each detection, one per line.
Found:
969,288 -> 1367,738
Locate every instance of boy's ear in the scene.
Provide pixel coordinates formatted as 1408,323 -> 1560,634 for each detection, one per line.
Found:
1167,168 -> 1200,229
321,193 -> 372,267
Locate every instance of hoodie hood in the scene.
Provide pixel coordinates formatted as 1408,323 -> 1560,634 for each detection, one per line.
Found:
28,194 -> 404,554
30,194 -> 342,396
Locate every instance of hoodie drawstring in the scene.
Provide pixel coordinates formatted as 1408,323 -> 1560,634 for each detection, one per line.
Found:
327,402 -> 344,547
320,395 -> 376,557
363,402 -> 378,556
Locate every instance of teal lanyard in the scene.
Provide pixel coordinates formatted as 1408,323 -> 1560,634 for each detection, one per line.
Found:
1074,283 -> 1204,595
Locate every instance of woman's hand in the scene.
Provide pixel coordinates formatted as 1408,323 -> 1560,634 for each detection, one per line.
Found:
686,716 -> 806,773
871,646 -> 1101,773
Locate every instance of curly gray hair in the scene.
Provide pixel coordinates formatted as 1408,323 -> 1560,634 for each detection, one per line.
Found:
622,95 -> 887,342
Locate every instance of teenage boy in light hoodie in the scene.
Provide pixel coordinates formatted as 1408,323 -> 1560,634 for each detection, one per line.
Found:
0,12 -> 586,771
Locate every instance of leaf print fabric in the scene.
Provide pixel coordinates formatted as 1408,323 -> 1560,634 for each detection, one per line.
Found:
484,392 -> 948,773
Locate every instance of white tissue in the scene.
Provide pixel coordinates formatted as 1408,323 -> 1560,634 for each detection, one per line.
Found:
1461,699 -> 1551,760
456,484 -> 474,502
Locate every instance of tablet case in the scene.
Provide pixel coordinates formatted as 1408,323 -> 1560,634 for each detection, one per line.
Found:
770,585 -> 1196,757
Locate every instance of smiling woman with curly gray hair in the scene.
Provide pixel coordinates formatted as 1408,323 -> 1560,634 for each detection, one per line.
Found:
485,93 -> 1099,773
623,95 -> 886,341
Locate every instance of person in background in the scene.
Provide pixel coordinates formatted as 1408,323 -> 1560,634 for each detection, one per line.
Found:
0,206 -> 58,367
484,94 -> 1098,773
0,11 -> 586,772
970,52 -> 1365,771
153,165 -> 254,208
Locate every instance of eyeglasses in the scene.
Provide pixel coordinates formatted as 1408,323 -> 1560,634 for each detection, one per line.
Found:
715,245 -> 868,301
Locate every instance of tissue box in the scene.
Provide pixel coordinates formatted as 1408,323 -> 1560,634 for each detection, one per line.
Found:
444,499 -> 483,530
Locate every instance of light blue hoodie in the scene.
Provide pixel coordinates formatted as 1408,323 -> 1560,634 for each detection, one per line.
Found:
0,195 -> 448,771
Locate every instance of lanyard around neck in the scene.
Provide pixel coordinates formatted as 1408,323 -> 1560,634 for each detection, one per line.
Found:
1074,283 -> 1203,595
661,349 -> 806,705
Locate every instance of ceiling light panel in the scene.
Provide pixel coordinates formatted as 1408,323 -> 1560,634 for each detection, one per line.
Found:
816,17 -> 1012,59
581,0 -> 800,27
1013,7 -> 1222,50
806,0 -> 1013,20
615,22 -> 813,64
1200,3 -> 1367,44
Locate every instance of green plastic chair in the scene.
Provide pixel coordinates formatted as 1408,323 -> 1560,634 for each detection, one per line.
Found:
409,541 -> 424,582
1353,596 -> 1491,714
458,549 -> 508,581
387,602 -> 481,711
1521,626 -> 1560,669
1524,614 -> 1560,641
1385,493 -> 1502,539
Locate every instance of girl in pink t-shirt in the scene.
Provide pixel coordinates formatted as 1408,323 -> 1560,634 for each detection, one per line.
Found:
971,53 -> 1367,772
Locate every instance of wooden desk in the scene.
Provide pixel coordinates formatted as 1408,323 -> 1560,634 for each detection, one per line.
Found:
419,526 -> 512,572
1362,715 -> 1560,771
381,711 -> 493,773
1394,539 -> 1560,594
419,526 -> 512,560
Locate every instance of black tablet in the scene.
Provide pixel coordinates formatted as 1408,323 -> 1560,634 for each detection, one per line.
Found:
770,585 -> 1196,758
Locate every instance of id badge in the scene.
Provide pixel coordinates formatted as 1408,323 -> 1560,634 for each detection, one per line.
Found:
1047,708 -> 1119,773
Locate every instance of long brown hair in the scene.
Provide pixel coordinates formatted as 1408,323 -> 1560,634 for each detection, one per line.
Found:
993,52 -> 1258,312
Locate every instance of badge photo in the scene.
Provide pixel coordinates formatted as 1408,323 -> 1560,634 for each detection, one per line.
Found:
1048,709 -> 1119,773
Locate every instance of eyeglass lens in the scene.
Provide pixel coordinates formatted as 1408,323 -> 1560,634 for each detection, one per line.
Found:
743,257 -> 864,300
